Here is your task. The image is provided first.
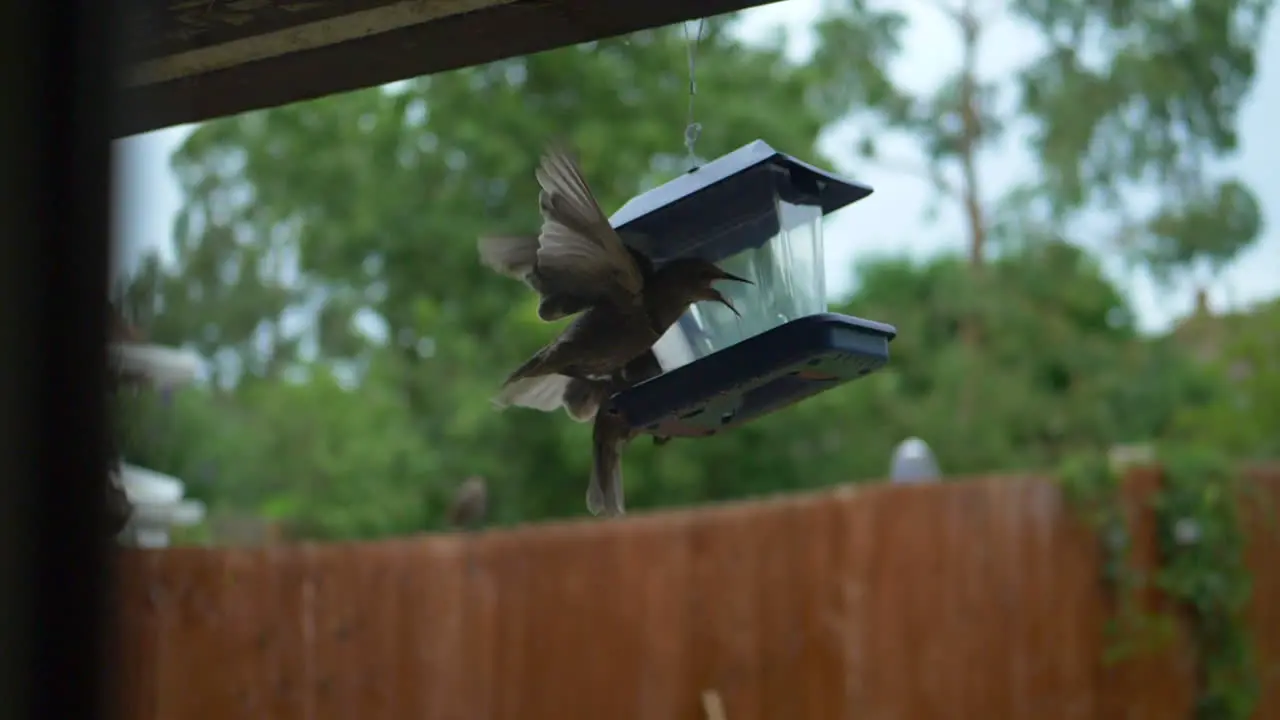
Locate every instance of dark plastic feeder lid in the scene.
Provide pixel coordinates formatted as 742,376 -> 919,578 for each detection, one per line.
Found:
610,139 -> 873,265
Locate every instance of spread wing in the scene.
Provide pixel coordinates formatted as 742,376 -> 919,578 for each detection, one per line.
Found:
477,235 -> 539,279
491,374 -> 573,412
476,234 -> 606,321
535,147 -> 644,306
535,245 -> 658,320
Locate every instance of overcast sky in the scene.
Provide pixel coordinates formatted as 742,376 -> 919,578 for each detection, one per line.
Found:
112,0 -> 1279,334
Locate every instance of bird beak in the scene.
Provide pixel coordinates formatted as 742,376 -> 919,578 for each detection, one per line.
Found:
707,288 -> 741,317
715,270 -> 753,285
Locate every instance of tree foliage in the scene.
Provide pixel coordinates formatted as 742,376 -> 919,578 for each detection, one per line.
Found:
115,7 -> 1275,540
1012,0 -> 1271,283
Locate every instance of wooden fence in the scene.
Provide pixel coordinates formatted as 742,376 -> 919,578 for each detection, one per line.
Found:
113,468 -> 1280,720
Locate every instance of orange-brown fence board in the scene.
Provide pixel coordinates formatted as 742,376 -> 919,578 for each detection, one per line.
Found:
1245,467 -> 1280,718
114,469 -> 1280,720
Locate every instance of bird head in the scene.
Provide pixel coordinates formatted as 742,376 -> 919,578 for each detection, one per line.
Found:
655,259 -> 753,317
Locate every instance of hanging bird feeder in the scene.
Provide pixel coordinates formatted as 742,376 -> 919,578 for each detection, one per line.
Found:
603,139 -> 897,439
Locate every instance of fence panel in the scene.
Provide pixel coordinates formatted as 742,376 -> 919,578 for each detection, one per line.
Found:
114,469 -> 1280,720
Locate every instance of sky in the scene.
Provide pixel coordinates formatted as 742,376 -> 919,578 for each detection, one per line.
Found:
112,0 -> 1280,334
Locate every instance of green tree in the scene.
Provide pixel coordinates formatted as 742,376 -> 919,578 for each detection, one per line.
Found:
119,15 -> 906,534
1014,0 -> 1271,284
811,0 -> 1270,270
1170,299 -> 1280,459
116,6 -> 1272,541
811,0 -> 1270,426
830,239 -> 1225,474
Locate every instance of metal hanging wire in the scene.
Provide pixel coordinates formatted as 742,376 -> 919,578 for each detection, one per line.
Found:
681,18 -> 707,170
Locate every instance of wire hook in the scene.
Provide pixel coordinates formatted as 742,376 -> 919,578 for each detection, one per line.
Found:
682,18 -> 707,170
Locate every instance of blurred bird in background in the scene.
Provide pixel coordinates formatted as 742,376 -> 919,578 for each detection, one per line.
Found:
447,476 -> 489,530
480,144 -> 752,515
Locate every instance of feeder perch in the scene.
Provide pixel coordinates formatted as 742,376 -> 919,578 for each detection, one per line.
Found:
603,140 -> 897,439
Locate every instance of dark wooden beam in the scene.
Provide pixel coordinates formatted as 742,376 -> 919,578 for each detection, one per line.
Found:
115,0 -> 785,138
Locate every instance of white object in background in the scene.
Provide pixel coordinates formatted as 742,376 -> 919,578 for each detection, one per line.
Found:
111,339 -> 206,548
117,462 -> 206,548
1107,443 -> 1155,473
890,437 -> 941,483
119,462 -> 184,504
128,498 -> 207,527
134,527 -> 174,549
111,343 -> 203,387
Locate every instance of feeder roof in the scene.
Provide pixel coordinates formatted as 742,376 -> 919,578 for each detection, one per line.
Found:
116,0 -> 788,138
610,140 -> 873,230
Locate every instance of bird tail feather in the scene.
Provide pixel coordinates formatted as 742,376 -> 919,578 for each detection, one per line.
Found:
491,374 -> 572,412
587,413 -> 628,517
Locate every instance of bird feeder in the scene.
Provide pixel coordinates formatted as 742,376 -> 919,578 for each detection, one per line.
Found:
603,140 -> 897,439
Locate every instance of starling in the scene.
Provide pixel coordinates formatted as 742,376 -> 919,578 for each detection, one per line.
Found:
482,146 -> 647,320
487,146 -> 749,411
479,235 -> 646,323
554,256 -> 741,420
447,476 -> 488,530
487,147 -> 652,397
578,263 -> 748,515
483,145 -> 752,517
510,259 -> 747,517
483,235 -> 749,420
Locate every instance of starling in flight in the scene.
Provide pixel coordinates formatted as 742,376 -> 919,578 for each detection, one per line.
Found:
481,145 -> 752,516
